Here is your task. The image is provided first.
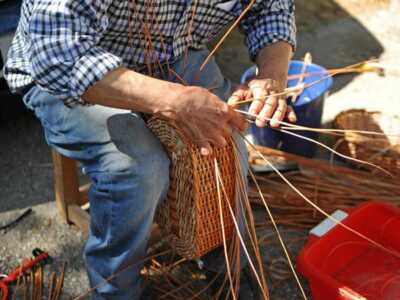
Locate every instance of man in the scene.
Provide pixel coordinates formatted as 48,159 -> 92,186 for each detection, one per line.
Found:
5,0 -> 296,298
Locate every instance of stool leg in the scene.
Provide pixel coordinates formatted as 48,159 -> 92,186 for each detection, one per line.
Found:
51,150 -> 80,223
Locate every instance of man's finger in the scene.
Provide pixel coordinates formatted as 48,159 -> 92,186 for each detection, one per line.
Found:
248,80 -> 268,113
201,125 -> 228,148
270,99 -> 287,128
256,96 -> 278,127
228,84 -> 248,107
194,133 -> 214,156
227,109 -> 248,132
248,99 -> 264,116
211,134 -> 228,148
249,84 -> 268,102
287,105 -> 297,123
220,123 -> 233,138
180,124 -> 212,155
200,143 -> 213,156
189,122 -> 229,153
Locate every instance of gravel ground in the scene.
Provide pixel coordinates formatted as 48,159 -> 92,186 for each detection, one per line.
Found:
1,4 -> 399,300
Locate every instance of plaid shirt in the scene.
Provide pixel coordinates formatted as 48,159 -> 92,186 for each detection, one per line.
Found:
4,0 -> 296,105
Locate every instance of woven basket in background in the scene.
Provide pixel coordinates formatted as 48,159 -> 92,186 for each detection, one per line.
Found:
147,117 -> 237,260
334,109 -> 400,176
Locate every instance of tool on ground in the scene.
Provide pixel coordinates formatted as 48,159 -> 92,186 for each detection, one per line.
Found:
0,249 -> 51,300
0,208 -> 33,233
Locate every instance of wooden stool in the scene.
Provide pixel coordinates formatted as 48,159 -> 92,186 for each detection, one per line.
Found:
51,150 -> 90,236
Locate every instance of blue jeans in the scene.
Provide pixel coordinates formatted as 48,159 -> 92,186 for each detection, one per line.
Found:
23,49 -> 248,300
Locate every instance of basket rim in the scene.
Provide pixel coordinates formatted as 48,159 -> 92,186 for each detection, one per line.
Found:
334,109 -> 400,130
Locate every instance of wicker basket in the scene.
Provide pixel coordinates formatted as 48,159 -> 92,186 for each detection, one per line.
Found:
147,117 -> 237,260
334,109 -> 400,176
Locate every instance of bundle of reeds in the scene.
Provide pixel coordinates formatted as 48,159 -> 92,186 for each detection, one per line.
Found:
248,145 -> 400,229
10,264 -> 66,300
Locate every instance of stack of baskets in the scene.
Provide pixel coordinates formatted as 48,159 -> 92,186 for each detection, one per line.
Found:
334,109 -> 400,176
147,117 -> 237,260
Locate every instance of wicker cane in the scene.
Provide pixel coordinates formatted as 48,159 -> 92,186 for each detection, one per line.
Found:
334,109 -> 400,176
146,117 -> 237,260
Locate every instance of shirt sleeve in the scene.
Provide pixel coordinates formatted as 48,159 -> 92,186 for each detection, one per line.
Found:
28,0 -> 123,105
240,0 -> 297,61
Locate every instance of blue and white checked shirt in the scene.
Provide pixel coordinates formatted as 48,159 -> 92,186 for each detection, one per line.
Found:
5,0 -> 296,105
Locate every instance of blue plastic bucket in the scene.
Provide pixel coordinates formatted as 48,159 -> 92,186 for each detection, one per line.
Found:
240,61 -> 333,157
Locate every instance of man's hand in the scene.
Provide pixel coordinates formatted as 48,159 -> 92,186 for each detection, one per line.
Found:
229,77 -> 296,128
160,86 -> 247,155
229,41 -> 297,128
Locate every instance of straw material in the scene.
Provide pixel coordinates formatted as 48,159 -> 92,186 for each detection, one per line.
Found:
248,145 -> 400,229
146,117 -> 237,260
334,109 -> 400,176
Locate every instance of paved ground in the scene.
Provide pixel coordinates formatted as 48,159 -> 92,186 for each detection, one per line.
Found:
321,9 -> 400,122
1,3 -> 399,299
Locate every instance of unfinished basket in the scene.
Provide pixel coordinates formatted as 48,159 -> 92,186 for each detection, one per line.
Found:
146,117 -> 237,260
334,109 -> 400,176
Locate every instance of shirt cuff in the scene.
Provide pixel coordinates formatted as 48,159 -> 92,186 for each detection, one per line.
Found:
68,46 -> 123,104
246,13 -> 297,61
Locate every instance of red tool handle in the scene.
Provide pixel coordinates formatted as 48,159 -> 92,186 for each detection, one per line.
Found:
2,251 -> 49,285
0,281 -> 9,300
0,249 -> 50,300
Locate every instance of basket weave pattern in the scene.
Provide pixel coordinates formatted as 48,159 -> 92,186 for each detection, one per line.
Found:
147,118 -> 237,259
334,109 -> 400,176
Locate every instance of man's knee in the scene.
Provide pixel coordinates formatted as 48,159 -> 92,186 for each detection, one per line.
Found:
87,149 -> 169,245
89,113 -> 170,210
105,113 -> 171,197
139,149 -> 170,202
91,148 -> 169,204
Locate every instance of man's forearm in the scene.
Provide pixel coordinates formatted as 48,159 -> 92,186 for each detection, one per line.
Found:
255,41 -> 293,90
82,67 -> 182,114
81,66 -> 247,153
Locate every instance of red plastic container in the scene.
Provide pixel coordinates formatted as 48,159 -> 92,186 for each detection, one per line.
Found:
298,201 -> 400,300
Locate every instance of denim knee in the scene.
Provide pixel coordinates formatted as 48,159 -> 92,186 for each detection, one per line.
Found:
93,148 -> 169,213
136,148 -> 170,209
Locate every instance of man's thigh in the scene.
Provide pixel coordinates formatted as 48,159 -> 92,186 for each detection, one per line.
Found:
22,86 -> 167,166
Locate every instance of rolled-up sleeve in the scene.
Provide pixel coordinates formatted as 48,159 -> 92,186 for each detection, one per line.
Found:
240,0 -> 296,60
28,0 -> 123,105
